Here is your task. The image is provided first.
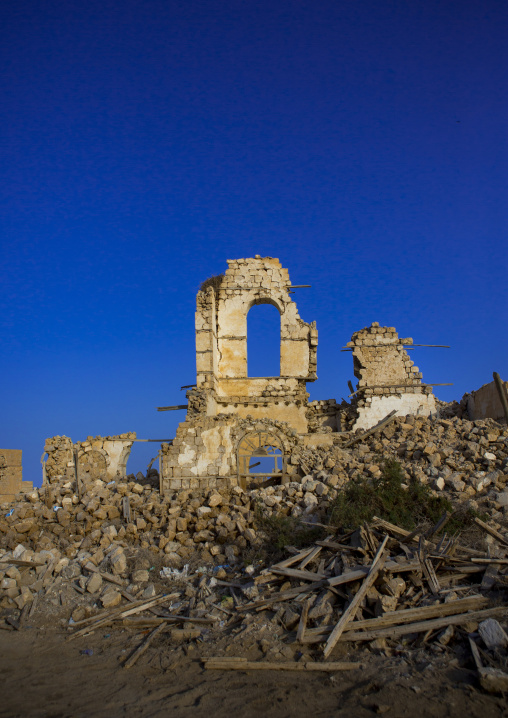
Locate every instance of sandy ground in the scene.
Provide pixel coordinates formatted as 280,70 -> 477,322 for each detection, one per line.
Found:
1,625 -> 508,718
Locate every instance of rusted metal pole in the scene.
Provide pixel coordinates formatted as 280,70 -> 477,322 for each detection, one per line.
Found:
493,372 -> 508,424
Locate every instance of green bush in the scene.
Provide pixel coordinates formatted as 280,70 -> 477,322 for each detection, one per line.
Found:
253,503 -> 324,560
328,458 -> 453,531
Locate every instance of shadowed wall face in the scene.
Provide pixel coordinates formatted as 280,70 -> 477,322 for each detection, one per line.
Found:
0,450 -> 27,500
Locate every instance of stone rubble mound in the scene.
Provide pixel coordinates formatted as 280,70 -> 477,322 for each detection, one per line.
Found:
0,411 -> 507,687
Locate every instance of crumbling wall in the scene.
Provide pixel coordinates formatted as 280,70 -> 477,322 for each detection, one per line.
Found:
348,323 -> 436,430
44,433 -> 135,485
466,379 -> 508,422
194,256 -> 316,434
43,436 -> 74,483
161,415 -> 300,493
162,256 -> 319,494
306,399 -> 339,433
0,450 -> 29,500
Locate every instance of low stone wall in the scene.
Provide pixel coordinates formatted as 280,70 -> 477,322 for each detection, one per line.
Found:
43,433 -> 136,485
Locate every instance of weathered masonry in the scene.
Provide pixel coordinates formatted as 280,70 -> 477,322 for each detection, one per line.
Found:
160,257 -> 442,495
42,434 -> 136,486
0,450 -> 32,500
347,323 -> 437,430
161,256 -> 320,493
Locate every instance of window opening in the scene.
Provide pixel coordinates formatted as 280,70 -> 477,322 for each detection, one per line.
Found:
247,303 -> 281,377
237,431 -> 285,489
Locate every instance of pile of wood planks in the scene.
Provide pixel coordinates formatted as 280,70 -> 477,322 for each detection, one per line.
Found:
232,513 -> 508,662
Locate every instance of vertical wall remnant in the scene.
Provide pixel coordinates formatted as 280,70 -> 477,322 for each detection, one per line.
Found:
348,322 -> 436,430
162,256 -> 318,493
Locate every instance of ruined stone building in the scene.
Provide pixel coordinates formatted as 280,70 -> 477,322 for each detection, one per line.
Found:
2,255 -> 445,502
41,434 -> 136,486
159,256 -> 439,494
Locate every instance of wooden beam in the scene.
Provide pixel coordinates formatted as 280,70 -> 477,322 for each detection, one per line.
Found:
323,536 -> 388,659
156,405 -> 188,411
204,659 -> 362,672
339,606 -> 508,642
342,410 -> 398,448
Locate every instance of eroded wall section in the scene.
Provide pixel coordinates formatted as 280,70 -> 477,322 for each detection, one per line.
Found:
348,323 -> 436,430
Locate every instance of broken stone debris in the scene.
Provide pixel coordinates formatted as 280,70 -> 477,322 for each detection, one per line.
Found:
0,412 -> 506,688
1,256 -> 507,687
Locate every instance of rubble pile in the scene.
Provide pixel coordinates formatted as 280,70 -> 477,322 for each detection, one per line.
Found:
0,414 -> 507,612
0,411 -> 508,687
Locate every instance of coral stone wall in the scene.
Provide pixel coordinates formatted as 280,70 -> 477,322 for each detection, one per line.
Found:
43,434 -> 136,485
348,323 -> 436,430
193,256 -> 317,437
0,449 -> 29,500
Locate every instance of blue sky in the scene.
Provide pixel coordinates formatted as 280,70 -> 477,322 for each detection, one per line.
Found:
1,0 -> 507,485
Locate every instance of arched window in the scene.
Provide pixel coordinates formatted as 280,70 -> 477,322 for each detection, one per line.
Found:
237,431 -> 285,489
247,303 -> 281,377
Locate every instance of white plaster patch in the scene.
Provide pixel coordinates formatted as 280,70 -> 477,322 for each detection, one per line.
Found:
353,394 -> 437,431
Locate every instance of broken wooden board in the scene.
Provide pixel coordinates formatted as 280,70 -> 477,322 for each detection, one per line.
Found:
123,623 -> 166,669
474,517 -> 508,547
298,595 -> 488,643
323,535 -> 389,659
340,606 -> 508,642
204,658 -> 363,672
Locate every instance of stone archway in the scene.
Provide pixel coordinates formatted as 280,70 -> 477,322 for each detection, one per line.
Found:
237,430 -> 285,489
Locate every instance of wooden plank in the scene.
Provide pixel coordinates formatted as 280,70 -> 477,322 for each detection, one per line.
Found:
323,535 -> 389,659
271,567 -> 326,582
122,615 -> 216,627
474,518 -> 508,546
371,517 -> 419,541
296,600 -> 310,642
119,594 -> 179,618
425,511 -> 452,540
27,592 -> 39,619
299,595 -> 488,642
123,623 -> 166,669
341,606 -> 508,642
0,559 -> 44,568
327,559 -> 420,588
157,405 -> 188,411
271,546 -> 315,570
421,557 -> 441,595
204,659 -> 363,672
342,412 -> 398,448
327,568 -> 369,587
299,545 -> 323,570
236,581 -> 327,612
